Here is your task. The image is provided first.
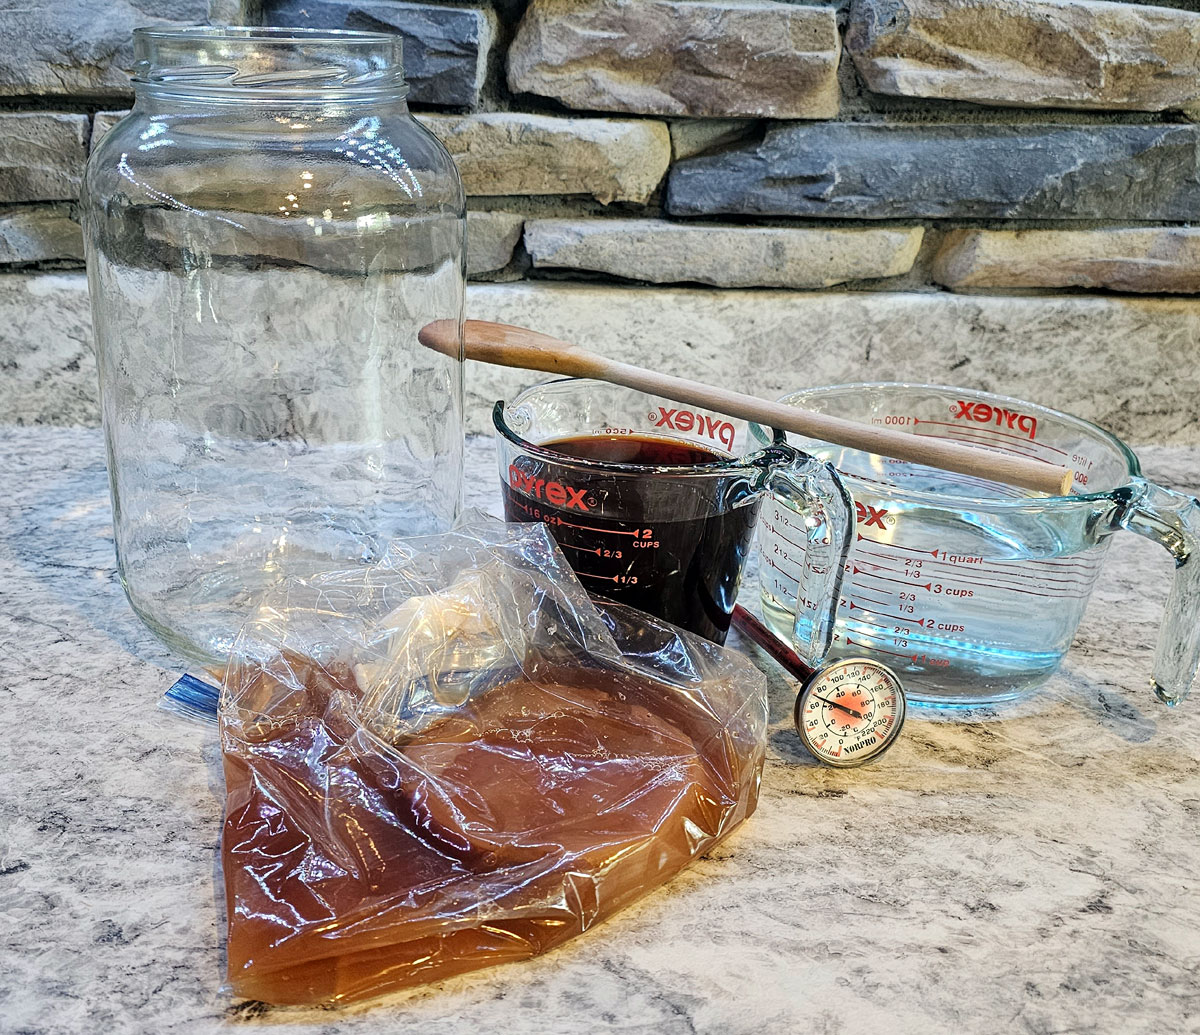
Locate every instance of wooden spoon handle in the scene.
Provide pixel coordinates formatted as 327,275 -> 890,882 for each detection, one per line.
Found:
420,319 -> 1074,497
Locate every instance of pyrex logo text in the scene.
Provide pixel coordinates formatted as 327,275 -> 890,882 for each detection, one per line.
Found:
650,407 -> 736,452
508,465 -> 591,510
952,400 -> 1038,440
855,501 -> 889,529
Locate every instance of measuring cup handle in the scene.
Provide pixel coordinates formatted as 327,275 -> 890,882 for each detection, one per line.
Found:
766,453 -> 854,665
1122,480 -> 1200,705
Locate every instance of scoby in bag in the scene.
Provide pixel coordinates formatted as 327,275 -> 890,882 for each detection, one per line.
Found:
219,519 -> 767,1005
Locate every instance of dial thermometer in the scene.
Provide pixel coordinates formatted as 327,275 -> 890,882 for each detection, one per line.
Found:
730,606 -> 907,768
794,658 -> 906,767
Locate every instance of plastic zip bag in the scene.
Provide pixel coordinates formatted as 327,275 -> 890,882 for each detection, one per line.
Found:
219,518 -> 767,1005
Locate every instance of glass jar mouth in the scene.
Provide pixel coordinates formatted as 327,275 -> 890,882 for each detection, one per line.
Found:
131,26 -> 408,102
134,25 -> 401,44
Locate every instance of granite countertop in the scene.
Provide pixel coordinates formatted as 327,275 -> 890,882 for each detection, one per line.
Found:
3,426 -> 1199,1035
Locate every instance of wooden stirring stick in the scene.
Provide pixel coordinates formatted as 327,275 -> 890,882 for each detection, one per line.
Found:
419,319 -> 1074,497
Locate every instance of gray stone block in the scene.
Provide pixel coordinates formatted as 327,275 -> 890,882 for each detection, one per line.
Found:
90,111 -> 130,153
417,113 -> 671,204
524,218 -> 924,288
508,0 -> 840,118
262,0 -> 493,107
933,227 -> 1200,294
667,122 -> 1200,221
0,114 -> 90,203
0,0 -> 210,98
207,0 -> 258,22
847,0 -> 1200,112
0,206 -> 83,264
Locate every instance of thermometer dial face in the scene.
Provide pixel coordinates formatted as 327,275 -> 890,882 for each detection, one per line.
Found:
794,658 -> 906,768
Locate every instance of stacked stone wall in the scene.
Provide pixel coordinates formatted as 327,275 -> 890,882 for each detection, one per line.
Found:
2,0 -> 1200,439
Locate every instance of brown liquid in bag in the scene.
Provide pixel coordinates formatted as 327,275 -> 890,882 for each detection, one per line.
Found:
221,652 -> 758,1005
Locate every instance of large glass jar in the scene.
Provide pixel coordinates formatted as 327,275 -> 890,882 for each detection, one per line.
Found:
82,28 -> 465,662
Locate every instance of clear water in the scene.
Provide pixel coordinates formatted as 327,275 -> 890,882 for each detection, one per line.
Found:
760,455 -> 1113,705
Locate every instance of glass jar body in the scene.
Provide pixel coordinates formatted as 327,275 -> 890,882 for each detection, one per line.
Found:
82,31 -> 465,662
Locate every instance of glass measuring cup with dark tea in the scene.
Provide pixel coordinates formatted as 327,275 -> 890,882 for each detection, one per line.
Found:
494,379 -> 853,652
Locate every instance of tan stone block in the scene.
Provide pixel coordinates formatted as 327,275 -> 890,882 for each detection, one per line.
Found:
0,205 -> 83,264
90,111 -> 130,152
467,211 -> 524,275
933,228 -> 1200,293
0,114 -> 89,203
669,119 -> 758,161
416,113 -> 670,204
96,110 -> 668,204
509,0 -> 840,118
8,273 -> 1200,444
524,219 -> 924,289
847,0 -> 1200,112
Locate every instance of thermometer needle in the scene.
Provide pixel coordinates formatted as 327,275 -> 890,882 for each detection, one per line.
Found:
812,695 -> 864,719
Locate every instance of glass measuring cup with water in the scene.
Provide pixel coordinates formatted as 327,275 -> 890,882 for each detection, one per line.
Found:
495,378 -> 852,649
753,383 -> 1200,707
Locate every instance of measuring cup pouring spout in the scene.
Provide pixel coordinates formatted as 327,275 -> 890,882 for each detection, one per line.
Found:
1116,478 -> 1200,706
744,444 -> 855,664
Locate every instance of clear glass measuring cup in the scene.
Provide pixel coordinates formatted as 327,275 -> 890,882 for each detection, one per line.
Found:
495,378 -> 852,648
752,383 -> 1200,707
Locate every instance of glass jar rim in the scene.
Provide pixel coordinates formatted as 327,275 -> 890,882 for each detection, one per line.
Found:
134,25 -> 400,44
131,25 -> 408,102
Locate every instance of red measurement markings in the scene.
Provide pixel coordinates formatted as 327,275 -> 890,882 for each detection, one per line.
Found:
813,739 -> 842,758
855,536 -> 1096,594
559,542 -> 602,556
985,555 -> 1104,576
852,565 -> 933,590
578,571 -> 619,583
844,636 -> 919,662
762,553 -> 804,579
918,420 -> 1069,457
874,466 -> 1031,499
857,532 -> 1103,578
854,557 -> 929,578
847,588 -> 893,607
848,601 -> 927,626
852,545 -> 928,566
854,545 -> 1091,592
913,425 -> 1059,465
921,431 -> 1052,465
850,567 -> 1082,601
763,520 -> 809,552
925,558 -> 1091,594
850,613 -> 896,630
509,496 -> 642,536
561,520 -> 646,537
855,534 -> 934,556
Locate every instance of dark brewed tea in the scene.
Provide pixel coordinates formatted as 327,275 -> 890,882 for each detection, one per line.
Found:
501,433 -> 759,643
